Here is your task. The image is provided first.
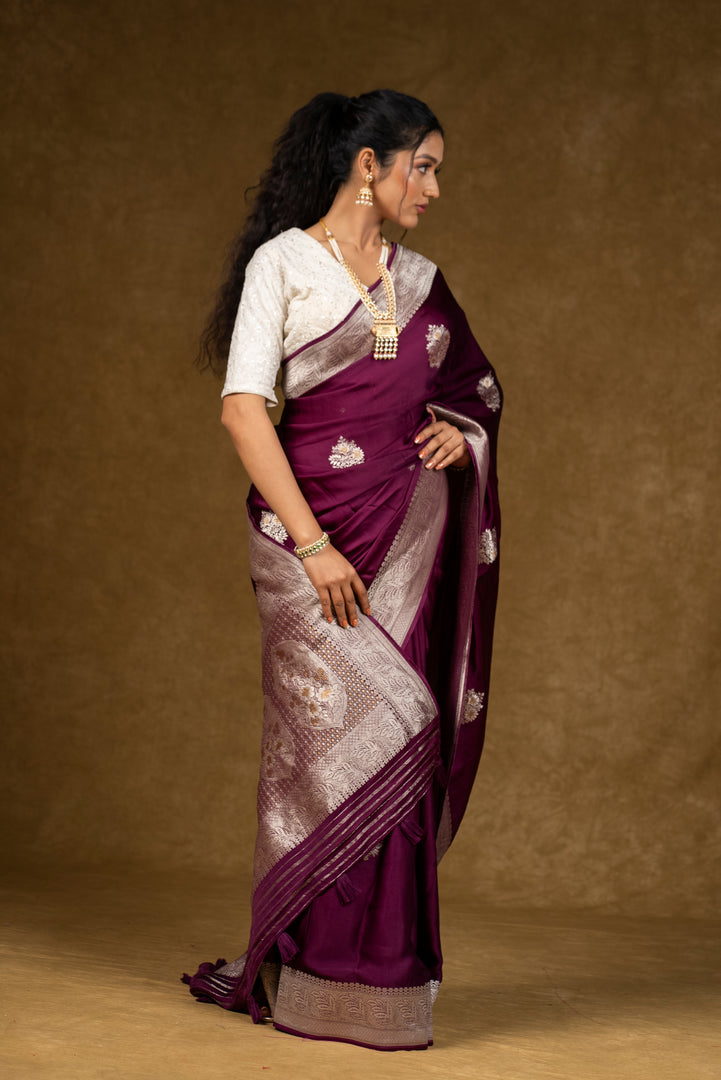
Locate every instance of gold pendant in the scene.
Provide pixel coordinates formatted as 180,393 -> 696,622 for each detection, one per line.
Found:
372,322 -> 399,360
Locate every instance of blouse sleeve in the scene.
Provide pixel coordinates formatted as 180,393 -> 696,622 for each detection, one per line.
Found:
221,243 -> 287,406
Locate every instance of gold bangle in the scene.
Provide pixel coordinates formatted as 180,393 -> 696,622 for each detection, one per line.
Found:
294,532 -> 330,560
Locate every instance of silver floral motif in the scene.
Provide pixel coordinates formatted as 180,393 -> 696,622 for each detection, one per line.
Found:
271,640 -> 347,730
462,688 -> 486,724
259,511 -> 289,543
329,436 -> 365,469
478,527 -> 498,565
248,525 -> 438,889
425,323 -> 450,368
476,372 -> 501,411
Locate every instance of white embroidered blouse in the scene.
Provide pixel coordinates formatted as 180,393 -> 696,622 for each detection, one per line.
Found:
222,228 -> 423,405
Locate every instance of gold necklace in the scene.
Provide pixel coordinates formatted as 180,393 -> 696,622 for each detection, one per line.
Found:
319,218 -> 399,359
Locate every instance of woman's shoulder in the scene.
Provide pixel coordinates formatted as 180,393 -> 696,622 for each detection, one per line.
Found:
250,228 -> 312,265
246,229 -> 329,288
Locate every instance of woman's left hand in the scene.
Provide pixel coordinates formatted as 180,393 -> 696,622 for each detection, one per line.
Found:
414,408 -> 471,470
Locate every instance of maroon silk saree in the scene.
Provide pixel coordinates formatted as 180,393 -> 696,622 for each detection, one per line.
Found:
183,245 -> 502,1050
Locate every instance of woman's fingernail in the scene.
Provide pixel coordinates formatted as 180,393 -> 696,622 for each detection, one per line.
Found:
352,619 -> 358,627
414,436 -> 420,444
418,451 -> 425,459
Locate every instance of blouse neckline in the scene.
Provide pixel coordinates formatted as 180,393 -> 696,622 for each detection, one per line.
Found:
289,227 -> 397,291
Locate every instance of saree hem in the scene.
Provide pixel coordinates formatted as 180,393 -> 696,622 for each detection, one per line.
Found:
272,1024 -> 432,1052
272,966 -> 434,1050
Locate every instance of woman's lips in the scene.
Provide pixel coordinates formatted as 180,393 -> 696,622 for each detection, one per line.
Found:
416,204 -> 428,214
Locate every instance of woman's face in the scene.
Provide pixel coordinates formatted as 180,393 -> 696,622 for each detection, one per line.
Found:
373,131 -> 444,229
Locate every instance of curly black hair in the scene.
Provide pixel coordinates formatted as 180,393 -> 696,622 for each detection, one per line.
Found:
197,89 -> 442,376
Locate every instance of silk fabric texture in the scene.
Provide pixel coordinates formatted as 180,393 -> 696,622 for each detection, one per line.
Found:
183,243 -> 502,1051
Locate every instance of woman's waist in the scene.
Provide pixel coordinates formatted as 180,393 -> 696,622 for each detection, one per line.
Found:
275,407 -> 429,478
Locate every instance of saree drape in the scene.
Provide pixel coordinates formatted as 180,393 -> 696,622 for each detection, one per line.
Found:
183,245 -> 502,1050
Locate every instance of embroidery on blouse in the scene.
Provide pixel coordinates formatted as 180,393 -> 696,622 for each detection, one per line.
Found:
476,372 -> 501,411
462,688 -> 486,724
259,511 -> 289,543
425,323 -> 450,368
479,527 -> 498,565
329,436 -> 365,469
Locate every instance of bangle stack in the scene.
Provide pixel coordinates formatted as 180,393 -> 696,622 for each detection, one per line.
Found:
294,532 -> 330,560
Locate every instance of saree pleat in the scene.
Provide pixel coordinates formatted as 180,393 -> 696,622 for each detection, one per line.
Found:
183,248 -> 502,1050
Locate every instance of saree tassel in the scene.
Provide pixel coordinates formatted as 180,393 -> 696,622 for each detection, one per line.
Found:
400,817 -> 425,845
277,931 -> 300,963
180,957 -> 227,986
181,958 -> 244,1009
336,872 -> 362,905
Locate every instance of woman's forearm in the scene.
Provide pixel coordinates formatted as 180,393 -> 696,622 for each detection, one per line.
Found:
221,393 -> 322,548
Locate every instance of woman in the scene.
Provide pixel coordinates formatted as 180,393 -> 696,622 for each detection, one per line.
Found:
183,90 -> 502,1051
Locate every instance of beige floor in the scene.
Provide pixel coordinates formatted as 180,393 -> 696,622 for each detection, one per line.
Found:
1,865 -> 719,1080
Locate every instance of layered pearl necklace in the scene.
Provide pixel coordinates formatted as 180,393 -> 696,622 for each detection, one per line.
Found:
319,218 -> 400,360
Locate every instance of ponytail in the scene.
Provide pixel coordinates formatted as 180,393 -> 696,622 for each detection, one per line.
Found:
197,90 -> 442,376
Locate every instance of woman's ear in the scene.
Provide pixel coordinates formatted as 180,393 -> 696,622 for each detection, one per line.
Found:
356,147 -> 376,178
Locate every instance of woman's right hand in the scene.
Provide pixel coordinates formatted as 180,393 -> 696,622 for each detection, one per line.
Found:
301,544 -> 371,629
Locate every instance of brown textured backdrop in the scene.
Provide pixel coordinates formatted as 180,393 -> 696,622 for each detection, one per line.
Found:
1,0 -> 719,918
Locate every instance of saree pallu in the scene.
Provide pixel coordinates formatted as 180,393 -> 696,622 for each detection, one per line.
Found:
183,246 -> 502,1050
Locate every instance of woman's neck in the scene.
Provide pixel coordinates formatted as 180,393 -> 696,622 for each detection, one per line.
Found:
320,185 -> 384,255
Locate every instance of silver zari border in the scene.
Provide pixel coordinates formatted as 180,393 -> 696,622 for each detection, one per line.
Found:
283,247 -> 437,400
248,523 -> 438,888
274,966 -> 433,1048
367,465 -> 448,647
426,405 -> 490,863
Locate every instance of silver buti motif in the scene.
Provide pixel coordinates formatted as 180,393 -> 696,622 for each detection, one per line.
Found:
425,323 -> 450,368
462,688 -> 486,724
478,527 -> 498,565
259,511 -> 289,543
476,372 -> 501,411
329,436 -> 365,469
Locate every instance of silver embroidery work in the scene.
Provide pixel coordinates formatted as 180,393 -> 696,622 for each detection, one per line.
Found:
479,527 -> 498,565
259,511 -> 289,543
274,967 -> 434,1048
462,689 -> 486,724
425,323 -> 450,368
284,247 -> 437,400
367,466 -> 448,647
260,701 -> 296,781
419,406 -> 490,743
248,526 -> 437,888
476,372 -> 501,411
329,436 -> 365,469
271,640 -> 347,730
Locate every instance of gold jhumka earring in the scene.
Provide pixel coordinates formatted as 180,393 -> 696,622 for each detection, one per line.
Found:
355,172 -> 374,207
